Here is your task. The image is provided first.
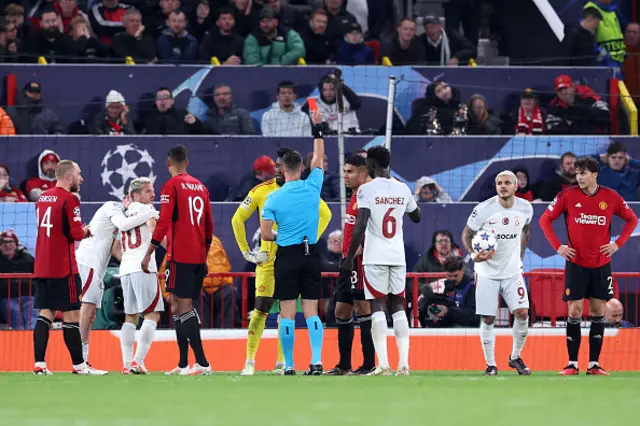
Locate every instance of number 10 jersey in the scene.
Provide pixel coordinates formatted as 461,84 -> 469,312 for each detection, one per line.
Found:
120,202 -> 157,275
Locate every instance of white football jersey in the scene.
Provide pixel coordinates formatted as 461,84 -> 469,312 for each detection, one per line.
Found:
466,196 -> 533,279
76,202 -> 125,278
119,202 -> 158,275
357,177 -> 417,266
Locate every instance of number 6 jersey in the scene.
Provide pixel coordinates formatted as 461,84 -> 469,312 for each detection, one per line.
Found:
120,202 -> 158,275
356,178 -> 417,266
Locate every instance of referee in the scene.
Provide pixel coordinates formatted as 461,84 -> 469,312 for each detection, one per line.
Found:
261,110 -> 326,376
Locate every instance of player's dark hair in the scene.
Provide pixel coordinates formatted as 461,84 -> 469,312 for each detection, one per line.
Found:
366,146 -> 391,169
277,80 -> 295,94
282,150 -> 303,173
582,7 -> 603,20
574,156 -> 600,174
607,141 -> 626,156
277,148 -> 292,159
443,256 -> 465,273
168,144 -> 188,164
560,151 -> 577,163
345,154 -> 366,168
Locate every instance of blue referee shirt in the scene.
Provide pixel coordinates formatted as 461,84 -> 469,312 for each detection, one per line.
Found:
262,167 -> 323,247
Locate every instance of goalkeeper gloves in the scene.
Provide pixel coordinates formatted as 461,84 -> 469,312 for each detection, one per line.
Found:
243,251 -> 270,265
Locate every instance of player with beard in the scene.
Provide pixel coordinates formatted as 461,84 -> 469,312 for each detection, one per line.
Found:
232,148 -> 332,376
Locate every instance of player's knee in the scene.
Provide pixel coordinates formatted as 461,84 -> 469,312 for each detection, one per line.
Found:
125,314 -> 139,325
39,309 -> 56,322
144,312 -> 160,323
589,301 -> 606,317
481,316 -> 495,325
388,295 -> 405,314
513,309 -> 528,321
63,310 -> 80,323
335,302 -> 354,320
567,301 -> 584,318
255,296 -> 274,313
354,301 -> 371,316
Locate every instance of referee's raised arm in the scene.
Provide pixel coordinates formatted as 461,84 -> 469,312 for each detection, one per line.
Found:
309,110 -> 325,172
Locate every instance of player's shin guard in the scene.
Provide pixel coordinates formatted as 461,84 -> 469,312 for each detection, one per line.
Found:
391,311 -> 410,369
246,310 -> 268,361
336,317 -> 354,370
511,317 -> 529,360
306,316 -> 324,365
480,321 -> 496,367
566,316 -> 582,366
358,315 -> 375,370
134,319 -> 157,366
120,322 -> 136,369
588,315 -> 605,366
172,315 -> 189,368
33,316 -> 52,364
371,311 -> 389,369
62,322 -> 86,367
279,318 -> 295,369
180,310 -> 209,367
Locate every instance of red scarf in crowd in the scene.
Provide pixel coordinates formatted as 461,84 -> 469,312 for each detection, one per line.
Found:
516,105 -> 544,135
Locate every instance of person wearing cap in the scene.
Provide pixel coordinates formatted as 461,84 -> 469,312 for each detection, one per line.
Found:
546,74 -> 610,135
89,89 -> 136,135
0,229 -> 37,329
513,89 -> 545,135
226,155 -> 278,201
5,81 -> 63,135
419,15 -> 477,66
243,7 -> 305,65
559,7 -> 602,66
414,176 -> 452,203
25,150 -> 61,201
335,21 -> 374,65
156,9 -> 198,64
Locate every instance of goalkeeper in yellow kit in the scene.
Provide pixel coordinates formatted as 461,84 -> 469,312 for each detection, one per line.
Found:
232,148 -> 332,375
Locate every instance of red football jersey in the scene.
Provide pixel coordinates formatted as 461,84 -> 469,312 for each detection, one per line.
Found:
151,173 -> 213,264
540,186 -> 638,268
343,192 -> 358,257
34,187 -> 87,278
25,177 -> 55,197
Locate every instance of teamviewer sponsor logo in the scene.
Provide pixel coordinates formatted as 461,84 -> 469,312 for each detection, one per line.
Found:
574,213 -> 606,226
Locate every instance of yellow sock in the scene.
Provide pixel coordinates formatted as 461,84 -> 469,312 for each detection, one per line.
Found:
276,324 -> 285,365
246,310 -> 268,361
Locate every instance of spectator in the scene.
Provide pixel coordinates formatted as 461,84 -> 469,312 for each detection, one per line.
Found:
230,0 -> 261,37
405,80 -> 465,135
189,0 -> 213,42
6,81 -> 63,135
412,230 -> 464,285
66,16 -> 110,62
335,21 -> 374,65
145,0 -> 180,40
546,74 -> 610,134
592,142 -> 640,201
320,229 -> 342,312
0,230 -> 37,330
419,15 -> 477,66
25,150 -> 60,201
513,88 -> 545,135
157,9 -> 198,64
55,0 -> 93,35
299,9 -> 334,64
0,16 -> 21,63
264,0 -> 300,30
89,0 -> 130,46
198,7 -> 244,64
418,256 -> 478,328
202,84 -> 256,135
513,167 -> 534,201
111,8 -> 157,63
341,0 -> 387,40
200,235 -> 238,328
261,80 -> 311,136
531,151 -> 577,201
414,176 -> 452,203
466,94 -> 501,135
243,7 -> 305,65
605,298 -> 634,328
304,153 -> 340,201
322,0 -> 357,46
584,0 -> 625,73
311,75 -> 361,134
24,7 -> 72,63
226,155 -> 276,201
0,107 -> 15,135
624,22 -> 640,106
5,4 -> 37,47
89,90 -> 135,134
0,166 -> 28,202
380,17 -> 424,65
560,7 -> 602,66
142,87 -> 201,135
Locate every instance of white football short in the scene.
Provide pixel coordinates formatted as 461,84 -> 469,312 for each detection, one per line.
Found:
475,274 -> 529,317
363,264 -> 406,300
78,263 -> 104,307
120,272 -> 164,316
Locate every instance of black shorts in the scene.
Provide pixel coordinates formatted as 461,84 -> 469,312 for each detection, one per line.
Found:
34,275 -> 82,312
274,243 -> 321,301
335,257 -> 366,305
564,262 -> 613,302
164,261 -> 206,300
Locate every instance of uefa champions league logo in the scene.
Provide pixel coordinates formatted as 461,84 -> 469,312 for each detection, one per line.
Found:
100,144 -> 156,200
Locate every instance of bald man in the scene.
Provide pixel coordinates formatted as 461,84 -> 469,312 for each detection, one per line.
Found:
604,298 -> 634,328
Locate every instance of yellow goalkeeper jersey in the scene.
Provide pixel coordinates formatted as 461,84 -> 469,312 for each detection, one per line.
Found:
231,178 -> 332,259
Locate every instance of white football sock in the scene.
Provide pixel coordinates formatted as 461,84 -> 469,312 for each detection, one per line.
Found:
511,317 -> 529,360
392,311 -> 410,369
134,319 -> 157,366
82,341 -> 89,363
371,311 -> 389,369
120,322 -> 136,369
480,321 -> 496,367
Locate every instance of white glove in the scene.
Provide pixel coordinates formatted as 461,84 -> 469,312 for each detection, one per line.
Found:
255,251 -> 269,264
243,251 -> 259,264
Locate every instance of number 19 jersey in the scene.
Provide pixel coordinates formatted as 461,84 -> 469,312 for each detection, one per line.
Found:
356,178 -> 417,266
120,202 -> 157,275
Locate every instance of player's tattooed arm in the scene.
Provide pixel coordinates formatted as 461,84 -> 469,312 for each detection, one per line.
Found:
520,223 -> 531,259
461,225 -> 476,254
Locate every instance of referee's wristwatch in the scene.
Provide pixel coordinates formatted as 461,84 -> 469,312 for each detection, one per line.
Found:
312,123 -> 325,139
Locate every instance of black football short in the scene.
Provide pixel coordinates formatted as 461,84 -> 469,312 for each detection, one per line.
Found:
564,262 -> 613,302
274,243 -> 321,301
335,258 -> 366,305
34,275 -> 82,312
164,261 -> 206,300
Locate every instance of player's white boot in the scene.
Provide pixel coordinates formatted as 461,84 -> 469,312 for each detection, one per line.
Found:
396,367 -> 410,376
73,365 -> 109,375
241,360 -> 256,376
189,363 -> 213,376
130,362 -> 149,375
33,365 -> 54,376
165,366 -> 191,376
273,362 -> 286,375
367,366 -> 392,376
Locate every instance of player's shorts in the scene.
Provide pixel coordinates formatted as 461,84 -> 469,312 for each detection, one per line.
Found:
274,243 -> 321,301
164,261 -> 207,300
255,261 -> 275,298
336,257 -> 366,305
475,274 -> 529,316
121,272 -> 164,315
362,264 -> 406,300
564,262 -> 613,302
34,275 -> 82,312
78,264 -> 104,307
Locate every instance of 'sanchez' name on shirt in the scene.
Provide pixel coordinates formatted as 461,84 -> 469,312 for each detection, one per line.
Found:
375,196 -> 405,205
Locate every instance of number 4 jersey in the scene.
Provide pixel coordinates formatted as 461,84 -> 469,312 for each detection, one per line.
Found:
356,177 -> 417,266
120,202 -> 158,275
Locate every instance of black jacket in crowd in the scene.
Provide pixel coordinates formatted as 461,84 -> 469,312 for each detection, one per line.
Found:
324,6 -> 357,46
405,83 -> 463,135
226,171 -> 263,202
546,91 -> 610,135
24,29 -> 72,63
531,172 -> 577,201
559,23 -> 598,66
298,25 -> 335,64
231,6 -> 261,38
418,272 -> 479,328
110,32 -> 157,63
66,36 -> 111,63
419,28 -> 477,65
0,247 -> 35,300
142,106 -> 202,135
380,36 -> 425,65
198,29 -> 245,63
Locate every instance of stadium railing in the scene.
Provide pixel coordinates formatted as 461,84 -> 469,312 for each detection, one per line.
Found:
1,272 -> 638,330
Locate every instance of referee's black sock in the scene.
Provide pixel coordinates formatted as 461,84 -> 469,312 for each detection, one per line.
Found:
588,315 -> 606,364
62,322 -> 85,366
358,315 -> 375,370
336,317 -> 353,370
180,310 -> 209,368
33,316 -> 52,363
173,315 -> 189,368
566,316 -> 582,363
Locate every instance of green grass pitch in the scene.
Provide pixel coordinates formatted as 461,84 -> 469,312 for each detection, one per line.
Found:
1,372 -> 639,426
